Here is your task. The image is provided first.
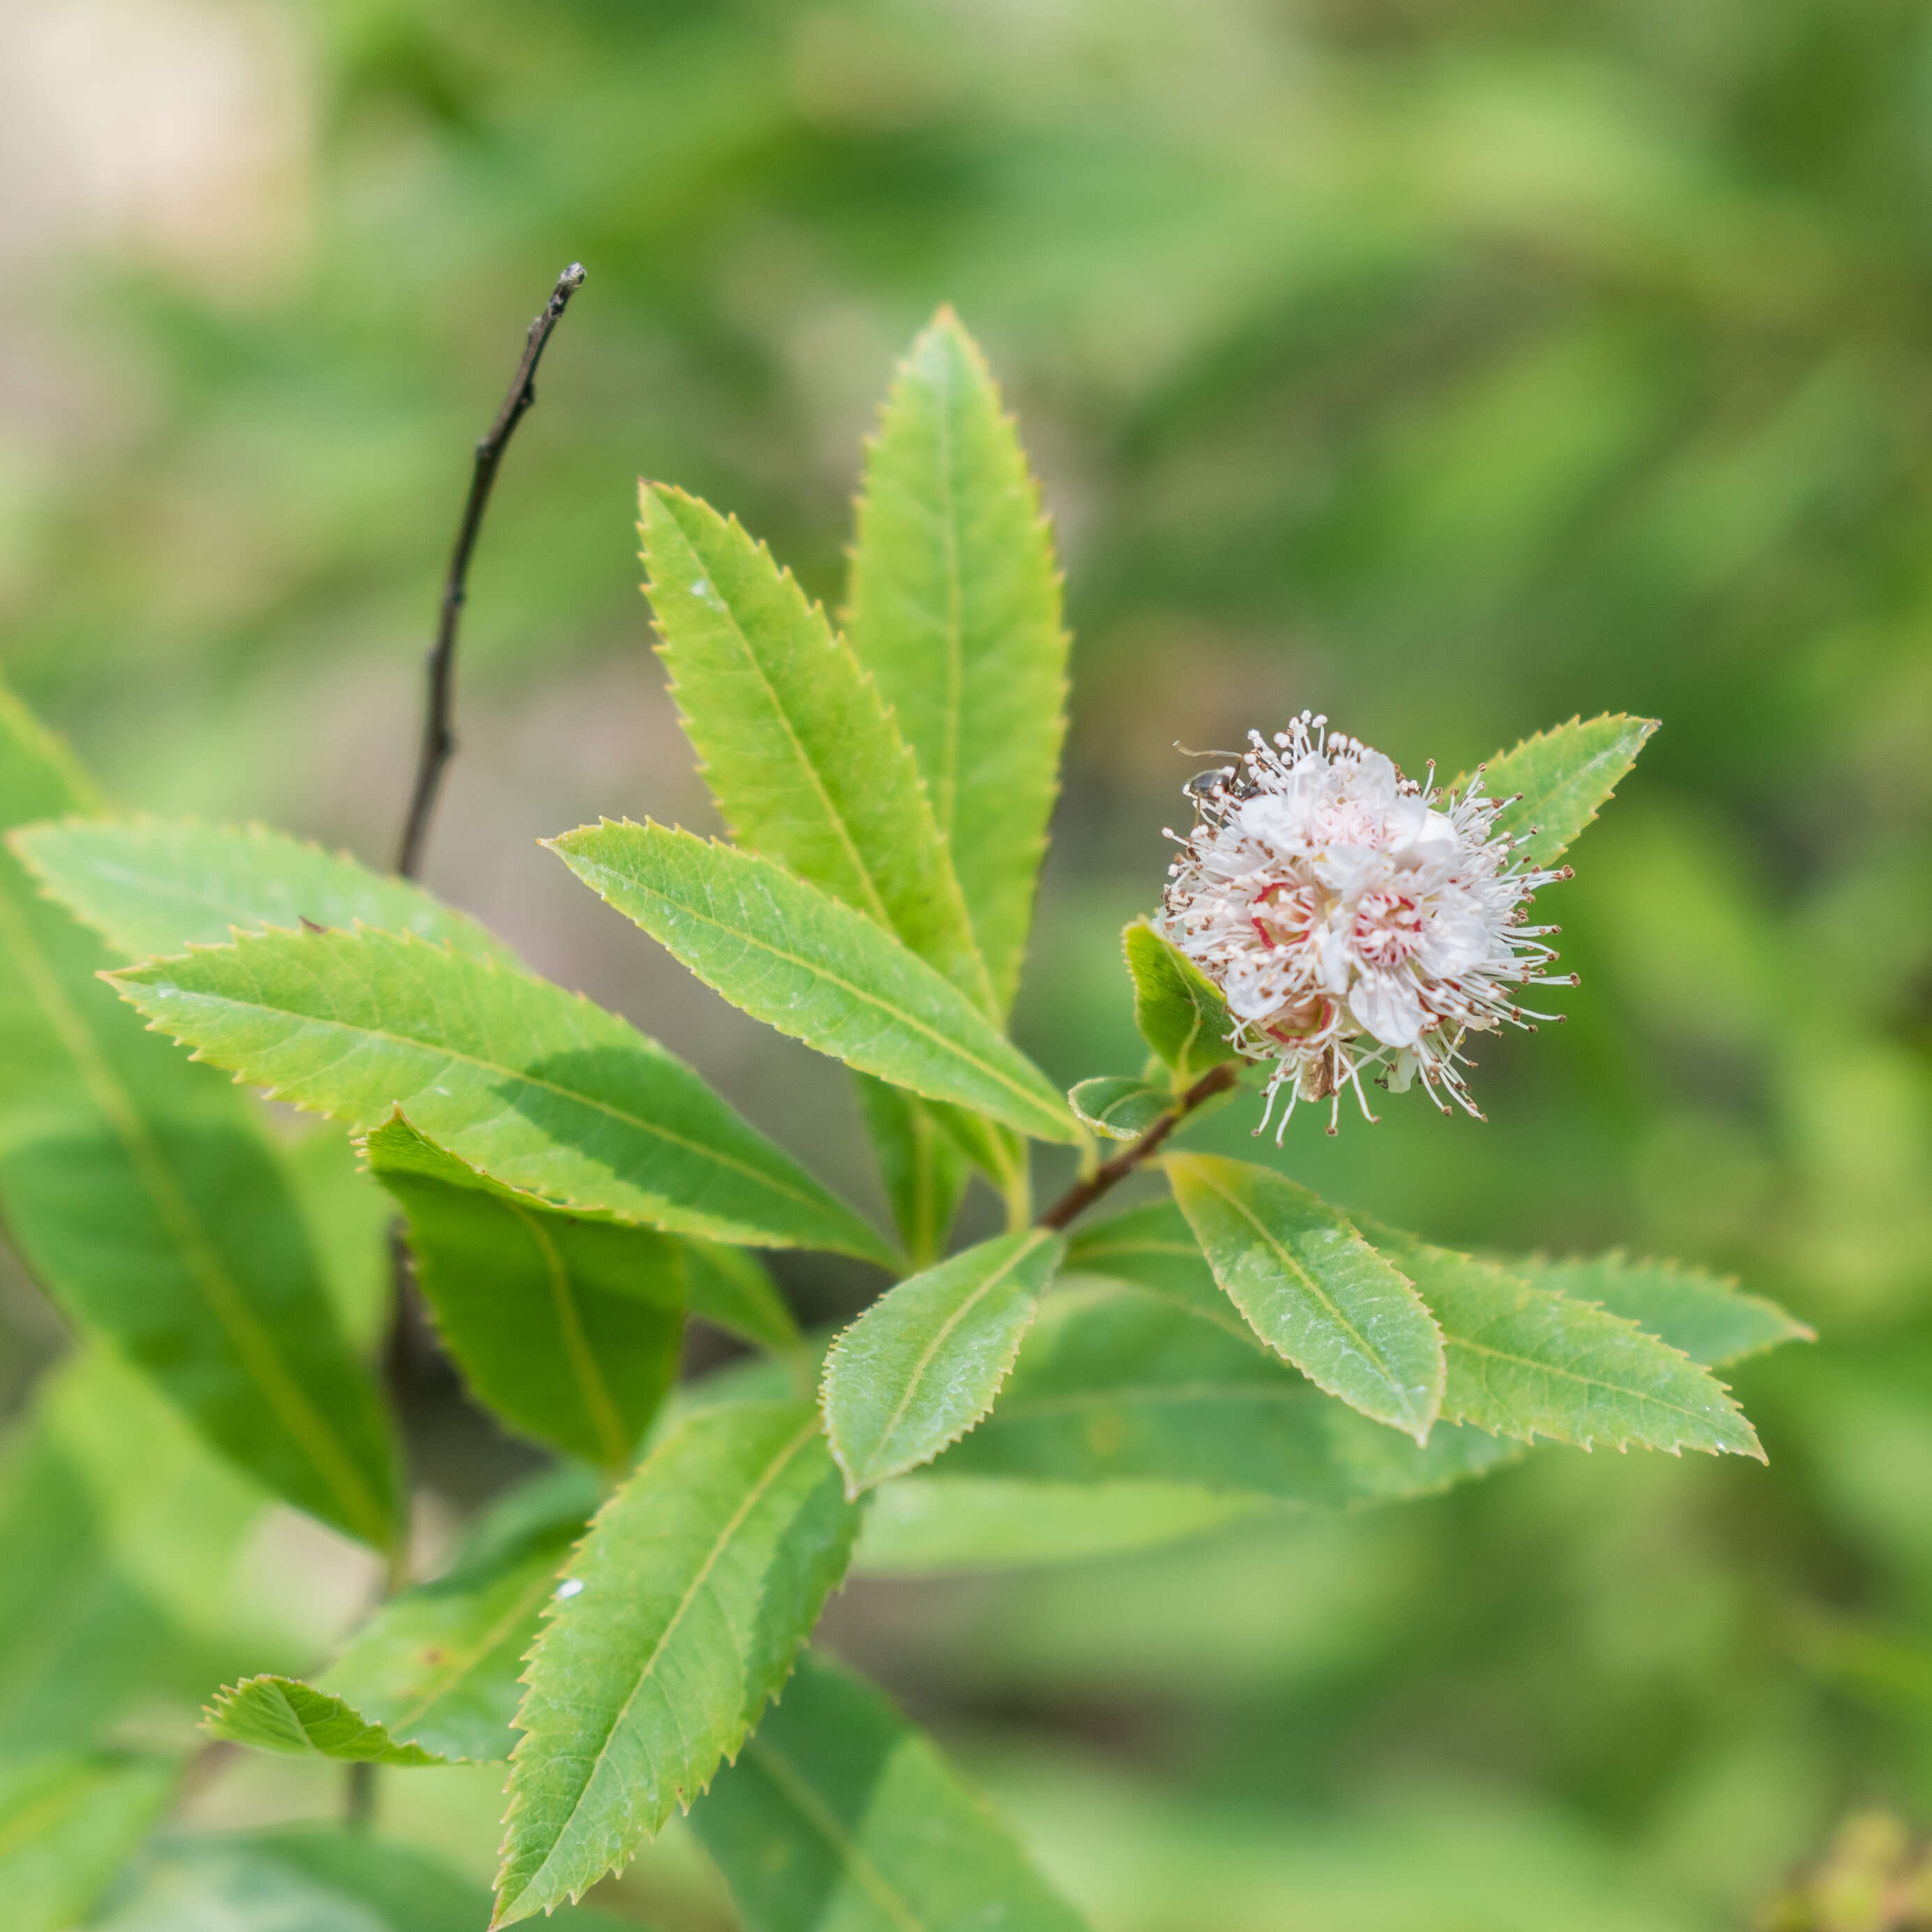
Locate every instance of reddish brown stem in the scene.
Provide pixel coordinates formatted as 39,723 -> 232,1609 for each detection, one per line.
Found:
1037,1061 -> 1240,1232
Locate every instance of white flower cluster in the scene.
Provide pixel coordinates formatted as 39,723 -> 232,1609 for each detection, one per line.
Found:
1162,714 -> 1575,1137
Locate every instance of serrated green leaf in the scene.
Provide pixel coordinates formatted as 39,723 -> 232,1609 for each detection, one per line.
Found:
822,1229 -> 1063,1494
202,1674 -> 450,1765
1519,1252 -> 1813,1367
0,685 -> 401,1548
1068,1076 -> 1172,1142
107,924 -> 893,1264
367,1114 -> 683,1468
494,1401 -> 860,1923
316,1469 -> 593,1764
1122,920 -> 1241,1085
939,1279 -> 1517,1504
691,1650 -> 1092,1932
1463,714 -> 1658,867
1166,1153 -> 1445,1440
10,815 -> 515,964
683,1239 -> 799,1352
846,310 -> 1067,1017
0,1753 -> 177,1932
642,482 -> 991,1010
1362,1222 -> 1765,1459
94,1828 -> 635,1932
850,1072 -> 970,1273
0,1349 -> 272,1755
854,1478 -> 1266,1575
549,821 -> 1077,1145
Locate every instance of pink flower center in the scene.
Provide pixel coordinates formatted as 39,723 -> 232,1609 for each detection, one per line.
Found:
1352,890 -> 1424,967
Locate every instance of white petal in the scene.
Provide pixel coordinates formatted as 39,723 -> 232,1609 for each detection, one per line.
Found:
1349,971 -> 1424,1048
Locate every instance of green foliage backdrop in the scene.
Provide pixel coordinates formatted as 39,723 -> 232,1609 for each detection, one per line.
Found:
1,2 -> 1929,1928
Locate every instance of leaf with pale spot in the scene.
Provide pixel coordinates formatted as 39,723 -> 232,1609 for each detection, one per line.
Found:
494,1401 -> 859,1924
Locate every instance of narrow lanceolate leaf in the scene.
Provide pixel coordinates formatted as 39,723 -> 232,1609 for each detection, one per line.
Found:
822,1229 -> 1064,1494
692,1651 -> 1092,1932
368,1115 -> 683,1468
851,1072 -> 969,1272
495,1401 -> 860,1924
1166,1153 -> 1445,1441
0,1753 -> 177,1932
1068,1076 -> 1172,1142
1520,1252 -> 1813,1368
684,1239 -> 799,1353
319,1471 -> 593,1764
12,816 -> 516,965
641,482 -> 990,1010
550,822 -> 1077,1146
938,1280 -> 1517,1505
1463,714 -> 1658,867
0,684 -> 401,1549
1123,920 -> 1240,1086
1363,1221 -> 1764,1458
108,924 -> 893,1264
202,1676 -> 448,1765
846,310 -> 1068,1017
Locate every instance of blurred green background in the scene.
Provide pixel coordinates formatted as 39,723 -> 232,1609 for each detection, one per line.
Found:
3,0 -> 1931,1926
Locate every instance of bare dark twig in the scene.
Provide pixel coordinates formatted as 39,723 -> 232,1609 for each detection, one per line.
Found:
394,263 -> 587,880
1037,1061 -> 1241,1232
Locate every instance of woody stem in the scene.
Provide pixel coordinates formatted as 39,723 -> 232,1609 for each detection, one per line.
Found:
1036,1061 -> 1239,1232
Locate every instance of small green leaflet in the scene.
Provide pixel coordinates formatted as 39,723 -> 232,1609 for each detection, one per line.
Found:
641,481 -> 992,1011
108,924 -> 894,1264
1166,1153 -> 1445,1441
11,815 -> 515,965
938,1279 -> 1517,1504
202,1675 -> 448,1765
0,684 -> 401,1549
1460,713 -> 1658,867
494,1401 -> 860,1923
368,1115 -> 684,1468
1122,920 -> 1241,1086
692,1650 -> 1093,1932
1519,1252 -> 1812,1367
550,821 -> 1077,1144
316,1469 -> 596,1764
0,1753 -> 177,1932
846,310 -> 1068,1019
1068,1076 -> 1171,1142
850,1072 -> 970,1272
821,1229 -> 1064,1495
93,1830 -> 634,1932
1362,1222 -> 1765,1459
